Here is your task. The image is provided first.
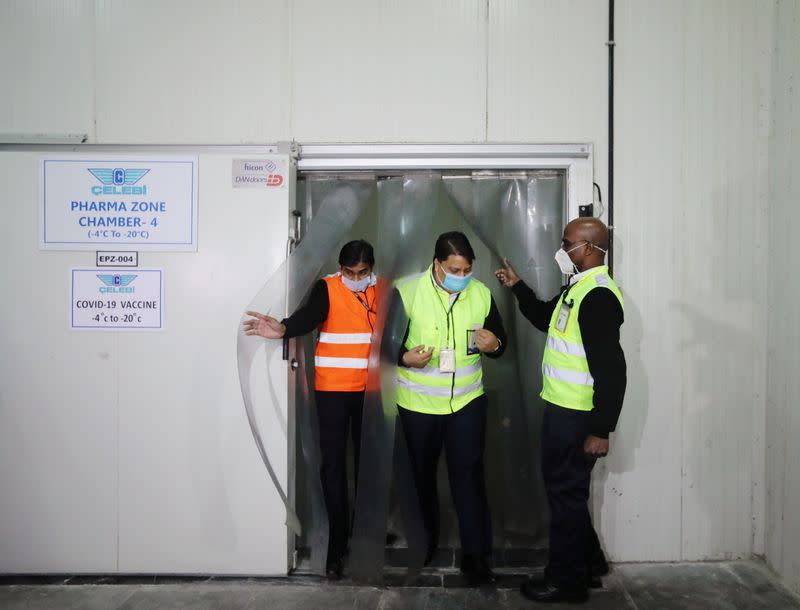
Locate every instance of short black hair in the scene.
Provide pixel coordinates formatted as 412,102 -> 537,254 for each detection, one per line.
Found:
433,231 -> 475,263
338,239 -> 375,268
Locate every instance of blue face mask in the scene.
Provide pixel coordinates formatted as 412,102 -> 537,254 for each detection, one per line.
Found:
436,263 -> 473,292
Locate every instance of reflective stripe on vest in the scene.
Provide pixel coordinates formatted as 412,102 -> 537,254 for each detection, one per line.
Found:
315,356 -> 369,369
315,274 -> 376,392
542,364 -> 594,386
540,266 -> 623,412
398,377 -> 483,398
411,361 -> 482,379
396,267 -> 491,415
319,331 -> 372,344
546,336 -> 587,357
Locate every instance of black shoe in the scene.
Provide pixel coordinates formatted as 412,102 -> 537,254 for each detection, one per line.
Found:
424,544 -> 438,567
520,579 -> 588,603
523,572 -> 546,587
325,557 -> 343,580
460,553 -> 496,587
591,550 -> 609,577
525,573 -> 602,590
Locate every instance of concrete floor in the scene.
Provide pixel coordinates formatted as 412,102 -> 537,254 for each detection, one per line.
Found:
0,561 -> 798,610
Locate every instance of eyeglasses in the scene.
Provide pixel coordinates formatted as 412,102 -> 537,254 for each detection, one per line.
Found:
561,239 -> 607,254
561,239 -> 586,250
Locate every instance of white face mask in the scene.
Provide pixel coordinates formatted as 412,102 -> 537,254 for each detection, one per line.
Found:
341,273 -> 374,292
555,241 -> 608,275
554,242 -> 585,275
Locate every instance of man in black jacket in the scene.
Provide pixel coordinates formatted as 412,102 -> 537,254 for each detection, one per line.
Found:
496,218 -> 626,604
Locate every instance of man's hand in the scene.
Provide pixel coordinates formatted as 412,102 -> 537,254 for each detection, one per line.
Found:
474,328 -> 500,353
583,435 -> 609,458
402,345 -> 434,369
495,257 -> 521,288
243,310 -> 286,339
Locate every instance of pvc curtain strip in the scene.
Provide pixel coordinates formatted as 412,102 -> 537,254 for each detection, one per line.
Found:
443,174 -> 564,543
349,175 -> 443,583
349,173 -> 566,581
236,180 -> 375,537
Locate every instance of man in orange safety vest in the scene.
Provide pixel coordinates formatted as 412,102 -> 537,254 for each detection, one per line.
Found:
244,240 -> 378,580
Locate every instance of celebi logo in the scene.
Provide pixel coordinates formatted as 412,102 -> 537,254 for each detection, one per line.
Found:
97,274 -> 137,294
88,168 -> 150,195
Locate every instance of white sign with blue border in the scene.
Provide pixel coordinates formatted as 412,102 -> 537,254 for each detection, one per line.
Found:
41,156 -> 198,251
71,268 -> 164,331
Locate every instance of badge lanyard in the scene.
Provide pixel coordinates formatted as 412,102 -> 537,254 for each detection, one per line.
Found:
555,282 -> 576,333
429,272 -> 459,344
353,290 -> 376,331
430,272 -> 459,373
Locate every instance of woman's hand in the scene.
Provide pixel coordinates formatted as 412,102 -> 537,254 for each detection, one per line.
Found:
474,329 -> 500,353
402,345 -> 434,368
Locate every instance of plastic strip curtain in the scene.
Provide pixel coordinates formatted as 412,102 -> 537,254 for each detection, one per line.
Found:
236,179 -> 375,541
292,313 -> 328,575
237,171 -> 564,582
293,178 -> 381,575
442,173 -> 564,545
348,174 -> 443,583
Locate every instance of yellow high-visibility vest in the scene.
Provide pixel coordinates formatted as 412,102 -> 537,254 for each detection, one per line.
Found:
540,266 -> 623,411
396,266 -> 491,415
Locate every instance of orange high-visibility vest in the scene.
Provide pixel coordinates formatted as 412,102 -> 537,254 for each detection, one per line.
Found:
314,274 -> 377,392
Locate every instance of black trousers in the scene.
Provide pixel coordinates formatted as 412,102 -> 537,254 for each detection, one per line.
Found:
315,390 -> 364,563
398,395 -> 492,556
541,402 -> 602,589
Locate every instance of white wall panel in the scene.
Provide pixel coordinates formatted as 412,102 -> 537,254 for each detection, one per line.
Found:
0,150 -> 292,575
766,0 -> 800,596
605,0 -> 771,561
117,154 -> 289,574
487,0 -> 608,216
487,0 -> 606,142
0,153 -> 117,572
596,0 -> 686,561
672,0 -> 770,561
290,0 -> 487,142
94,0 -> 291,143
0,0 -> 95,138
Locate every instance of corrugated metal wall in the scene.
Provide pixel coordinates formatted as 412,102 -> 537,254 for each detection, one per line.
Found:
766,0 -> 800,597
1,0 -> 795,583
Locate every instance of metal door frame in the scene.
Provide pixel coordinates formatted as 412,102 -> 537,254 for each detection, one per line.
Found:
288,143 -> 592,574
296,143 -> 593,220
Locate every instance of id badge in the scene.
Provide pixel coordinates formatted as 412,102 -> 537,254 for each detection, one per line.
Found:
466,324 -> 480,355
439,347 -> 456,373
555,302 -> 571,332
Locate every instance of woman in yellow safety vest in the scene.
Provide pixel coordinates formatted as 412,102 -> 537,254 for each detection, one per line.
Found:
394,231 -> 506,586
